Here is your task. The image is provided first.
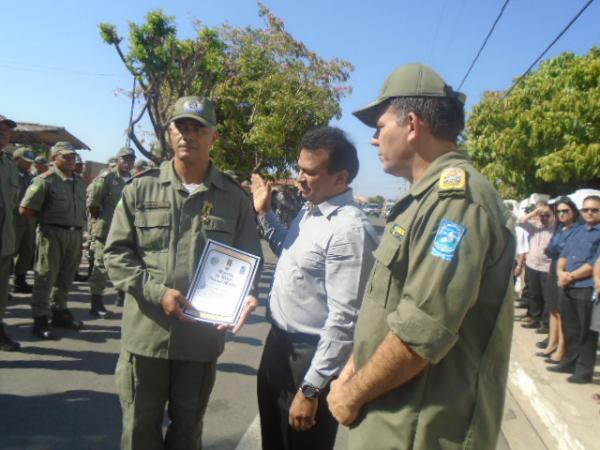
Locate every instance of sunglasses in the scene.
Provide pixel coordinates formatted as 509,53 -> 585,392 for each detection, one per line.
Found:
556,209 -> 572,215
581,208 -> 600,214
539,214 -> 552,218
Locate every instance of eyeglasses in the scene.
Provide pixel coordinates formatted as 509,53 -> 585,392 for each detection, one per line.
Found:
556,209 -> 571,215
581,208 -> 600,214
539,214 -> 552,218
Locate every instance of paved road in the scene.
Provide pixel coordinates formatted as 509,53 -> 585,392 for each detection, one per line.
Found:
1,217 -> 519,449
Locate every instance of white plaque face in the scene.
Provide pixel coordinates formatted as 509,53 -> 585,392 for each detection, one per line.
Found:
184,239 -> 261,326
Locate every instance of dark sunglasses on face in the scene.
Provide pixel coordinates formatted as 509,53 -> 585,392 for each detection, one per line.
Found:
539,214 -> 551,218
581,208 -> 600,214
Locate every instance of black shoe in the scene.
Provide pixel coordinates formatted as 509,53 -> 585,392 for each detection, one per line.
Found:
51,309 -> 83,330
536,325 -> 549,334
0,324 -> 20,351
567,374 -> 592,384
13,275 -> 33,293
545,358 -> 562,365
536,338 -> 549,349
32,316 -> 57,340
522,320 -> 540,329
115,291 -> 125,307
536,348 -> 556,357
515,300 -> 528,309
547,364 -> 575,374
90,295 -> 111,319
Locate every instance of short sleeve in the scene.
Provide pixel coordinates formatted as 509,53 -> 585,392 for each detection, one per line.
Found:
20,177 -> 47,211
386,198 -> 492,363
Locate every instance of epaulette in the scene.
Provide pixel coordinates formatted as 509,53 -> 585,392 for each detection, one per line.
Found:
128,167 -> 159,183
221,170 -> 247,194
438,167 -> 467,197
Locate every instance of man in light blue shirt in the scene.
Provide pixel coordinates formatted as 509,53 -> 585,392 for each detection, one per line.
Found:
252,127 -> 379,450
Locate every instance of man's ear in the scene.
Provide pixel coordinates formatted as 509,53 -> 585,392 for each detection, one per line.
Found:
211,129 -> 220,145
406,111 -> 425,140
335,169 -> 349,187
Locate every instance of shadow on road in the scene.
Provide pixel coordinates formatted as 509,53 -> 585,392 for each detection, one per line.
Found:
0,390 -> 120,450
0,347 -> 118,375
217,362 -> 257,376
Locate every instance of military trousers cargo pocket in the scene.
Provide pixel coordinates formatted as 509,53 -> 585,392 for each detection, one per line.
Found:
115,351 -> 135,405
368,234 -> 401,308
134,212 -> 171,252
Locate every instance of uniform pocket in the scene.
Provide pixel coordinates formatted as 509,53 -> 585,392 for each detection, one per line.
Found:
134,212 -> 171,252
204,216 -> 235,245
115,351 -> 135,405
367,232 -> 401,308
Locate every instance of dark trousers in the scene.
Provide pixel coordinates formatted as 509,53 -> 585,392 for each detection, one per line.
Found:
560,287 -> 598,379
257,326 -> 338,450
525,266 -> 549,326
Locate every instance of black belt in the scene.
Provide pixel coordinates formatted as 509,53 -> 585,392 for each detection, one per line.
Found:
271,324 -> 320,345
43,223 -> 82,231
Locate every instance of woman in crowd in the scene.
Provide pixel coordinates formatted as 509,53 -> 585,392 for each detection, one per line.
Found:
538,197 -> 581,363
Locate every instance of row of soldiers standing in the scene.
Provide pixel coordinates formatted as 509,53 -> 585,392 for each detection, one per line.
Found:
1,113 -> 145,351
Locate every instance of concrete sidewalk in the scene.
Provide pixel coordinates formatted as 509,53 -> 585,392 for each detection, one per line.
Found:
504,308 -> 600,450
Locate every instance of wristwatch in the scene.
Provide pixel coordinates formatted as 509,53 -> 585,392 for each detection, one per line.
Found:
300,382 -> 321,399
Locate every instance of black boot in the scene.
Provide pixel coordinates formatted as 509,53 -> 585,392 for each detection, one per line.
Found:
90,294 -> 111,318
115,290 -> 125,307
51,308 -> 84,330
0,323 -> 20,351
32,316 -> 57,340
13,275 -> 33,293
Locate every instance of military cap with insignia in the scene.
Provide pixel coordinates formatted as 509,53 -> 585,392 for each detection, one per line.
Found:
117,147 -> 136,158
50,141 -> 77,158
13,146 -> 36,162
169,96 -> 217,128
353,63 -> 466,127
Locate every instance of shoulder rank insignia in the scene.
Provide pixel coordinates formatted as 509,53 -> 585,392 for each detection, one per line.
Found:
390,224 -> 406,242
439,167 -> 466,191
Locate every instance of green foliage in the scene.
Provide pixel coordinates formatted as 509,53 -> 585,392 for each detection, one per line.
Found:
98,3 -> 353,178
466,47 -> 600,198
367,195 -> 385,205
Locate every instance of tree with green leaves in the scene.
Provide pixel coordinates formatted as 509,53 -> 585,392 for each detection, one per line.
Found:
466,47 -> 599,198
99,2 -> 352,179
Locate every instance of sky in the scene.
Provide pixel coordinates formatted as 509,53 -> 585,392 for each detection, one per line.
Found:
2,0 -> 599,199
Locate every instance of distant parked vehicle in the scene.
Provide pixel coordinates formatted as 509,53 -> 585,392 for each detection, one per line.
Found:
363,203 -> 382,216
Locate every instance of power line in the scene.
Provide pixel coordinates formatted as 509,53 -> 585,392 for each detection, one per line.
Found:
457,0 -> 511,91
504,0 -> 596,97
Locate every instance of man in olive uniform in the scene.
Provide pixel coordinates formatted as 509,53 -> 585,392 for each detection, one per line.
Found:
12,147 -> 37,293
34,155 -> 49,175
327,64 -> 515,450
20,142 -> 87,340
104,96 -> 262,450
133,158 -> 150,175
0,114 -> 21,351
87,147 -> 135,316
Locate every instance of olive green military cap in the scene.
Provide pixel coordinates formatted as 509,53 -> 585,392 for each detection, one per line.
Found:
169,96 -> 217,128
35,155 -> 49,165
0,114 -> 17,128
117,147 -> 136,158
50,141 -> 77,158
133,159 -> 149,169
13,146 -> 36,162
353,63 -> 466,127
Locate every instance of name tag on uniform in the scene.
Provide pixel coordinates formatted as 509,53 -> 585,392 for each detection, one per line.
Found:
390,224 -> 406,242
431,218 -> 466,262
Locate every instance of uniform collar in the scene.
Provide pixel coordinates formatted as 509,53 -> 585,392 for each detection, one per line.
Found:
311,188 -> 354,218
409,150 -> 470,198
53,166 -> 74,181
159,159 -> 226,192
